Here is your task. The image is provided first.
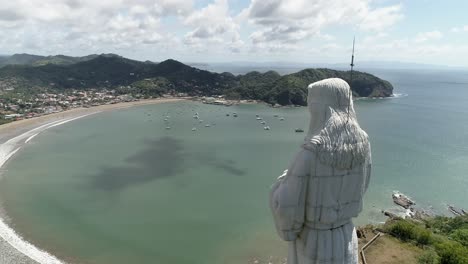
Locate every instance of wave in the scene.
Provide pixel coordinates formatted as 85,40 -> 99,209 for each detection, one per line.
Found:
25,134 -> 39,144
355,93 -> 408,101
391,93 -> 409,98
0,113 -> 97,264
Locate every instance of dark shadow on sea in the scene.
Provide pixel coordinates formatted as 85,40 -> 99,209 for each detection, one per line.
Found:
90,136 -> 246,191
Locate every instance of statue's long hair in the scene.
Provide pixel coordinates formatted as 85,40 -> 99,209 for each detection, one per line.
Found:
306,78 -> 370,170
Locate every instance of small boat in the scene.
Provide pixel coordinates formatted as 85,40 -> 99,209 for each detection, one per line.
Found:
199,120 -> 203,123
260,121 -> 266,124
256,117 -> 262,120
256,114 -> 259,117
164,118 -> 168,121
192,127 -> 197,131
273,114 -> 279,117
233,113 -> 238,117
279,117 -> 285,121
264,126 -> 270,130
165,127 -> 171,130
193,115 -> 199,119
226,113 -> 230,116
295,128 -> 304,133
205,124 -> 211,127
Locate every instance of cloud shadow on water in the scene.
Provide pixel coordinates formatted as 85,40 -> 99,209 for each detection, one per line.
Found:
89,136 -> 246,192
90,137 -> 185,191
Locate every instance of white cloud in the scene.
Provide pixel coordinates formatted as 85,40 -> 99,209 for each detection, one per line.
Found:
183,0 -> 244,53
414,30 -> 443,43
362,32 -> 388,43
358,4 -> 403,31
0,0 -> 193,55
0,0 -> 466,66
244,0 -> 403,48
358,37 -> 468,65
451,25 -> 468,33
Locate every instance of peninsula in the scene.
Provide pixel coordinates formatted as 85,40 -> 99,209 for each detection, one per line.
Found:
0,53 -> 393,124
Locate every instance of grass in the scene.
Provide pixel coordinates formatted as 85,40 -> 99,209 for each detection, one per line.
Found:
363,234 -> 423,264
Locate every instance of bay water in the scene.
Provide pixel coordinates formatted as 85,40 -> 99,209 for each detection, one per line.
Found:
0,69 -> 467,263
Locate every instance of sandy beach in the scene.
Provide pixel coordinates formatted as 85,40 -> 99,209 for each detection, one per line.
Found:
0,97 -> 185,264
0,98 -> 186,142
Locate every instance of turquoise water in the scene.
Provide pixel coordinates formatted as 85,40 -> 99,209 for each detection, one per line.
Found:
1,69 -> 468,263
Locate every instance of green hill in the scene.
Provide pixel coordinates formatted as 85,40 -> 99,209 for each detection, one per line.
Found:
0,53 -> 114,67
0,55 -> 393,105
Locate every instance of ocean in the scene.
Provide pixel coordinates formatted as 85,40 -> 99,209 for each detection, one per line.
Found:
0,68 -> 467,263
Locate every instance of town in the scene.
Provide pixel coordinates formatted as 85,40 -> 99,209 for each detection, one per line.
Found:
0,83 -> 245,125
0,85 -> 191,125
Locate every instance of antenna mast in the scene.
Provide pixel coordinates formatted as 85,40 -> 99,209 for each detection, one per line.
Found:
350,36 -> 355,86
347,36 -> 355,117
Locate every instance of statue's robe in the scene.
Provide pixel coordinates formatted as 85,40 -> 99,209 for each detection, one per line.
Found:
270,142 -> 371,264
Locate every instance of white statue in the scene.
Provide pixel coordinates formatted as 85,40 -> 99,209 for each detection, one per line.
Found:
270,78 -> 371,264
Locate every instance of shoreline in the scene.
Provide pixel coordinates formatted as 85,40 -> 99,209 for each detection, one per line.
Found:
0,98 -> 186,140
0,97 -> 185,264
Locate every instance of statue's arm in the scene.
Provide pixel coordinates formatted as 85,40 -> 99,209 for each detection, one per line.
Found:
269,149 -> 310,241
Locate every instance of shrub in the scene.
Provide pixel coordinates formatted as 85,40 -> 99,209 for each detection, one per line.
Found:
418,249 -> 440,264
450,228 -> 468,247
435,240 -> 468,264
427,216 -> 468,235
417,229 -> 432,245
388,220 -> 416,241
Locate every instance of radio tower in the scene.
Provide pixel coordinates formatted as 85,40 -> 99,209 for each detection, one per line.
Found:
347,36 -> 355,117
350,36 -> 355,86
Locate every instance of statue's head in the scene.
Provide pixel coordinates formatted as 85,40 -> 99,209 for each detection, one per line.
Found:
306,78 -> 369,169
307,78 -> 354,120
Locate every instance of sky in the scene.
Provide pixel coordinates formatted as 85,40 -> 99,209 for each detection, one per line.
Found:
1,0 -> 468,66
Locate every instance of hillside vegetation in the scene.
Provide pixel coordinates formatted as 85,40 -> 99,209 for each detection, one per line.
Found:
383,215 -> 468,264
0,54 -> 394,106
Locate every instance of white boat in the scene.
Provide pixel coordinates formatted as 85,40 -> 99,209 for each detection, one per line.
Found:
279,117 -> 285,121
205,124 -> 211,127
164,118 -> 168,121
192,127 -> 197,131
256,117 -> 262,120
264,126 -> 270,130
233,113 -> 238,117
260,121 -> 266,124
193,115 -> 199,119
165,127 -> 171,130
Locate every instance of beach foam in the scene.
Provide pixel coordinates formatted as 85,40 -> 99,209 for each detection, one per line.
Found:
0,113 -> 96,264
24,134 -> 38,144
354,93 -> 408,101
